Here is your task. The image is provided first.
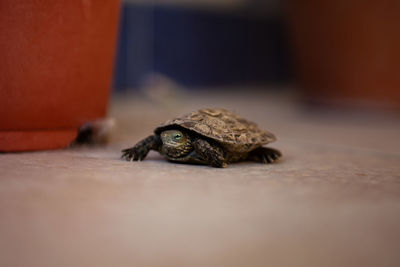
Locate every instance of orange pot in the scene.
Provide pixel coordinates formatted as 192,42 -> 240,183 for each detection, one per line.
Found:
0,0 -> 120,151
285,0 -> 400,110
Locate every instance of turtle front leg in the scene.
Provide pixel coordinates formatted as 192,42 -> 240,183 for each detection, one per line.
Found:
248,147 -> 282,164
122,135 -> 161,161
193,139 -> 227,168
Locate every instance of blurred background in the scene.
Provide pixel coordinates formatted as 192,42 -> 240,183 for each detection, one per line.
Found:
114,0 -> 289,90
113,0 -> 400,110
2,0 -> 399,152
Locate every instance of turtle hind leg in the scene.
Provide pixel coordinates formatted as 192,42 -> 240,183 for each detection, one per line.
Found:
248,147 -> 282,164
193,139 -> 227,168
122,135 -> 161,161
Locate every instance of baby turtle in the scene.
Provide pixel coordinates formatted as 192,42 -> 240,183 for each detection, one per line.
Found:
122,108 -> 281,168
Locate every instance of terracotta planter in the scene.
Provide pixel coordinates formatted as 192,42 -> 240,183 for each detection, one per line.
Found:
285,0 -> 400,110
0,0 -> 120,151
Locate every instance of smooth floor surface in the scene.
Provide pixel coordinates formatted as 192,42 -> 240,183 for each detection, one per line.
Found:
1,89 -> 400,267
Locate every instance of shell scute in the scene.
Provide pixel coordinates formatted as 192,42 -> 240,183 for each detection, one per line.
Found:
155,108 -> 277,151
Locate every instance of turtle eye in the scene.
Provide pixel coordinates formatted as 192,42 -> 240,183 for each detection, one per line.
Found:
173,133 -> 182,141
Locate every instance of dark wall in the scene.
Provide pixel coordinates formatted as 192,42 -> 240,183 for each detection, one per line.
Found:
113,4 -> 291,90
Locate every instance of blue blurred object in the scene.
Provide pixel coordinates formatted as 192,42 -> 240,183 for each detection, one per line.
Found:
113,3 -> 291,90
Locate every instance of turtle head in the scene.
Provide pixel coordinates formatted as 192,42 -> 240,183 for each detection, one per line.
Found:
160,129 -> 193,158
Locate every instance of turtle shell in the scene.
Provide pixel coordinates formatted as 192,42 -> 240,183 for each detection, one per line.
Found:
154,108 -> 276,152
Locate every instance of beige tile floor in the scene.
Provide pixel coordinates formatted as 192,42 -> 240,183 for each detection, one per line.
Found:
1,89 -> 400,267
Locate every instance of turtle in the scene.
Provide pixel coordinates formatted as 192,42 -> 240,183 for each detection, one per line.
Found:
121,108 -> 281,168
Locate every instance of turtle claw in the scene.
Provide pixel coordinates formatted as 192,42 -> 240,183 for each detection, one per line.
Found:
249,147 -> 281,164
261,155 -> 268,164
122,135 -> 161,163
121,146 -> 148,162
